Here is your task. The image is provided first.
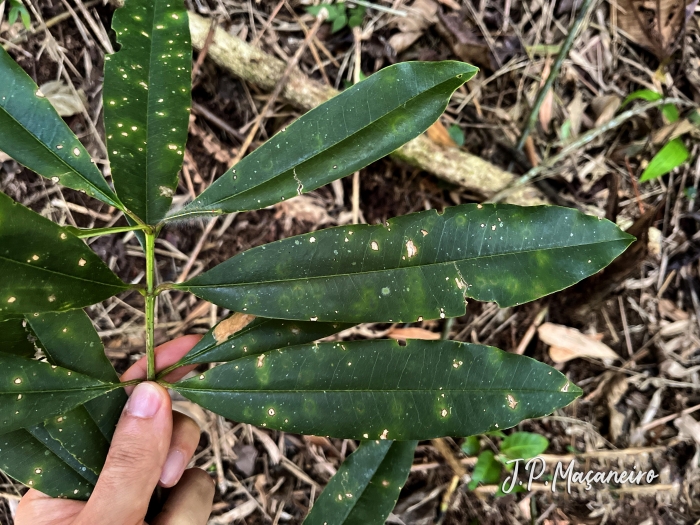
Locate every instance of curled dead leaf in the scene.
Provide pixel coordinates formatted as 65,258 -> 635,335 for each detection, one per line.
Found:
39,80 -> 87,117
538,322 -> 620,363
616,0 -> 695,59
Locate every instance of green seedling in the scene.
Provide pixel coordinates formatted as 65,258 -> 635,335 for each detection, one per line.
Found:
0,0 -> 633,521
622,89 -> 691,182
464,432 -> 549,495
306,1 -> 366,33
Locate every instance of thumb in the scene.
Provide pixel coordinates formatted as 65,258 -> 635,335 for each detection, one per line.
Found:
80,382 -> 173,525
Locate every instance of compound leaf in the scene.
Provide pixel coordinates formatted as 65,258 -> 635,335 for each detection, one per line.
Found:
171,339 -> 581,441
0,352 -> 117,436
0,47 -> 122,209
0,429 -> 95,499
304,440 -> 416,525
104,0 -> 191,224
169,313 -> 351,369
167,61 -> 478,221
176,204 -> 634,323
0,192 -> 128,316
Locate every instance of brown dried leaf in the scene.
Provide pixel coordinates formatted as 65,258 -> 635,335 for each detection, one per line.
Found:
538,323 -> 620,363
274,194 -> 335,231
39,80 -> 87,117
387,327 -> 441,340
426,120 -> 457,147
616,0 -> 695,58
674,414 -> 700,445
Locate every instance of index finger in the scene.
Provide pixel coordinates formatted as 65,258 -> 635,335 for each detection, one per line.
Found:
121,335 -> 202,390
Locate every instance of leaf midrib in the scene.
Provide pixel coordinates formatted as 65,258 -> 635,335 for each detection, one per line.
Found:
175,387 -> 575,394
183,237 -> 629,288
1,385 -> 116,395
0,253 -> 126,290
186,68 -> 470,211
0,95 -> 112,203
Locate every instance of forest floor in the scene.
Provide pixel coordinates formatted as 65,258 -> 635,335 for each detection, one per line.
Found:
2,0 -> 700,523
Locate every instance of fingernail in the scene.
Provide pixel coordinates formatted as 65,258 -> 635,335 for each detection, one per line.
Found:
160,449 -> 186,487
126,382 -> 162,419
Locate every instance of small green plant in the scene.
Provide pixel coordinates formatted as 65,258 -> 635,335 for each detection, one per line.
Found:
1,0 -> 30,30
622,89 -> 691,182
0,0 -> 633,521
463,432 -> 549,495
306,1 -> 366,33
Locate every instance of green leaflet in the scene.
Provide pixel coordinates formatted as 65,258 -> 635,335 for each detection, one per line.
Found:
304,440 -> 416,525
0,316 -> 34,357
500,432 -> 548,460
176,204 -> 634,323
0,47 -> 122,209
0,353 -> 116,436
166,61 -> 478,221
468,450 -> 501,489
171,339 -> 581,441
0,430 -> 95,499
639,138 -> 689,182
28,310 -> 126,448
0,311 -> 125,499
168,314 -> 352,369
104,0 -> 191,224
0,192 -> 128,316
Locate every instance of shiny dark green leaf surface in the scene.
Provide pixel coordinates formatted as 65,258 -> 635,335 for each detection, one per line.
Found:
0,429 -> 95,499
0,192 -> 128,316
304,440 -> 416,525
0,353 -> 116,436
0,47 -> 122,209
104,0 -> 191,224
172,314 -> 351,367
177,204 -> 634,323
0,316 -> 34,357
171,339 -> 581,440
28,310 -> 126,453
167,61 -> 478,221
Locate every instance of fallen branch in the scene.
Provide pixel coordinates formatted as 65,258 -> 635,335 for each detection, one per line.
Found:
187,12 -> 546,206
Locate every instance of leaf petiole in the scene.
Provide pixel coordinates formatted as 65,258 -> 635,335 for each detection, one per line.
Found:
72,224 -> 148,239
145,231 -> 157,381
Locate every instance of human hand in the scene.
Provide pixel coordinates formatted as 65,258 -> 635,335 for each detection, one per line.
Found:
15,336 -> 215,525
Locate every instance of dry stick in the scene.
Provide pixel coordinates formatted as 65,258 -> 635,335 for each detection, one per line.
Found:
515,0 -> 596,151
489,98 -> 691,202
231,13 -> 326,166
187,12 -> 546,206
351,26 -> 362,225
250,0 -> 286,47
640,402 -> 700,432
176,217 -> 218,283
191,17 -> 217,81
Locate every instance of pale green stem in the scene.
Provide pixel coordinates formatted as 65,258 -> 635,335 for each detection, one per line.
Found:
145,231 -> 157,381
74,224 -> 146,238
